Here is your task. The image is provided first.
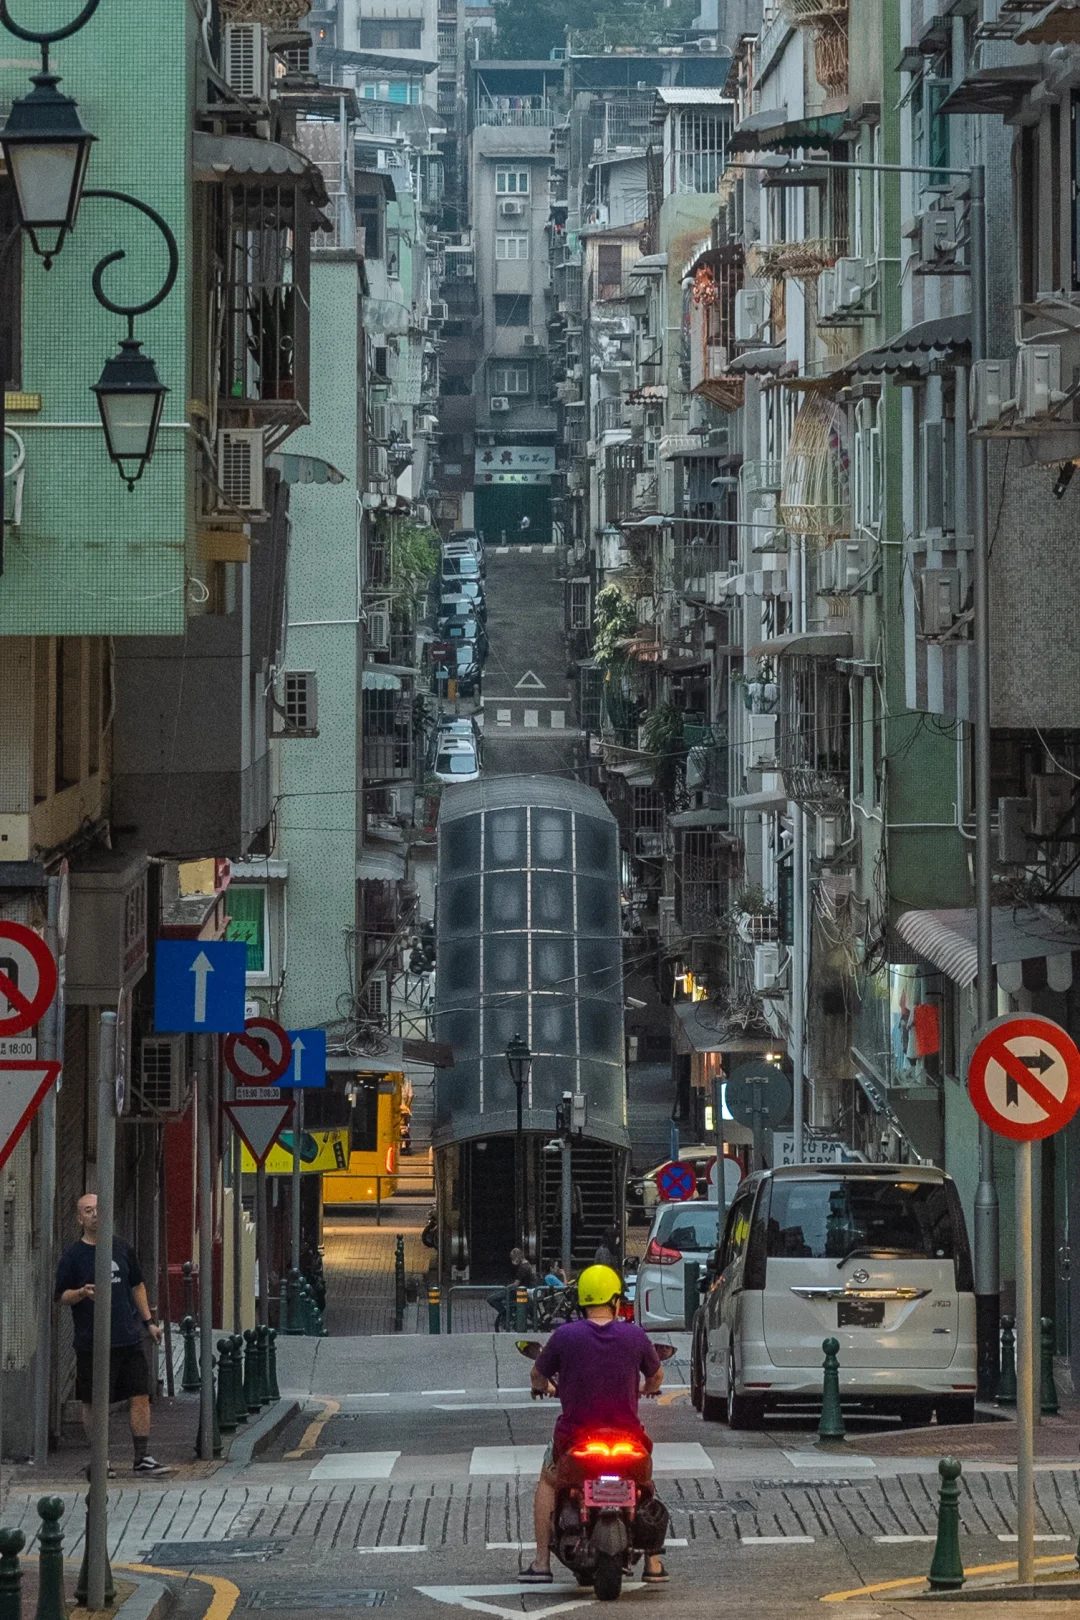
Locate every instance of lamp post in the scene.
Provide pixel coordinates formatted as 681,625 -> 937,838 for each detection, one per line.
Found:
505,1032 -> 532,1256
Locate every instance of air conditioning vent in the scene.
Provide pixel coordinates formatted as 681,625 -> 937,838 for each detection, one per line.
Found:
370,403 -> 389,442
363,970 -> 388,1018
817,266 -> 837,322
819,537 -> 874,593
1016,345 -> 1067,419
223,23 -> 268,100
135,1036 -> 187,1118
217,428 -> 265,513
521,333 -> 539,349
734,285 -> 769,344
916,203 -> 961,273
749,505 -> 782,555
970,359 -> 1011,429
281,671 -> 318,737
429,301 -> 449,323
814,813 -> 841,861
917,566 -> 961,635
499,199 -> 525,218
1030,773 -> 1074,836
490,395 -> 511,412
833,256 -> 878,312
754,943 -> 781,991
367,608 -> 390,649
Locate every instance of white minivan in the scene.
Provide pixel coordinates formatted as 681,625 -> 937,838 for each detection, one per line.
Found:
692,1164 -> 977,1429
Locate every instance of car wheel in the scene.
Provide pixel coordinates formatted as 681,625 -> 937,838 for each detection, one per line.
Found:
690,1329 -> 706,1412
897,1397 -> 935,1429
934,1396 -> 975,1426
726,1346 -> 763,1431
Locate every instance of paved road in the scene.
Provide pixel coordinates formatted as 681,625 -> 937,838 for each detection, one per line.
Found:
479,544 -> 583,781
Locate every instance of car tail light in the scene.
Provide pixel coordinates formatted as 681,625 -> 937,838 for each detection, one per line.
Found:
570,1438 -> 647,1461
643,1238 -> 682,1266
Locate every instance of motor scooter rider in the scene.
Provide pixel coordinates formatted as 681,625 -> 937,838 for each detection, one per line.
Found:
519,1264 -> 667,1586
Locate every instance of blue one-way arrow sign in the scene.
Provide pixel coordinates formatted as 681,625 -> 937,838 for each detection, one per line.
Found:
277,1029 -> 327,1089
154,941 -> 248,1034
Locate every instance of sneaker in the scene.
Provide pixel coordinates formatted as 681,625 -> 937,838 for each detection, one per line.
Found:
133,1456 -> 174,1476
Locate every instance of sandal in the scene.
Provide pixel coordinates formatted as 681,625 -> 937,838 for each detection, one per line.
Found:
642,1563 -> 669,1584
518,1566 -> 554,1584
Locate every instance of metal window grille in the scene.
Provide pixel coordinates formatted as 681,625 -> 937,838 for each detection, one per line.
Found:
633,787 -> 665,858
283,671 -> 318,734
674,111 -> 728,195
362,686 -> 413,780
579,662 -> 603,732
569,580 -> 591,630
674,828 -> 739,936
777,656 -> 850,810
215,181 -> 312,430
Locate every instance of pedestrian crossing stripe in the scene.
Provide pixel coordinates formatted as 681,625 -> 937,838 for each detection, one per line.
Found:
415,1582 -> 643,1618
313,1443 -> 718,1482
309,1451 -> 400,1480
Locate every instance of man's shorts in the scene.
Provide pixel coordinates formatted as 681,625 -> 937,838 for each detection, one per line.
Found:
75,1343 -> 150,1405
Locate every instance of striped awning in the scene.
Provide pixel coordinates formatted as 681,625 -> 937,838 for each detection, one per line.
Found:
895,906 -> 1080,990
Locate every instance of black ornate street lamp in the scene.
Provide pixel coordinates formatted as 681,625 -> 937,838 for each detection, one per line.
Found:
0,1 -> 99,266
505,1032 -> 533,1254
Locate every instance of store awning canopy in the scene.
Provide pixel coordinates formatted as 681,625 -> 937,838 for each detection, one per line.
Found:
728,109 -> 845,154
192,132 -> 327,202
356,849 -> 406,882
361,669 -> 401,691
750,630 -> 853,659
668,808 -> 734,830
844,315 -> 971,378
267,451 -> 346,485
727,345 -> 787,376
895,905 -> 1080,990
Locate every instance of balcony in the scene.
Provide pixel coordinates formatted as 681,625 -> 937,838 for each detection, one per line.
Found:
475,96 -> 560,128
673,818 -> 740,938
596,395 -> 627,437
362,672 -> 415,782
775,654 -> 851,813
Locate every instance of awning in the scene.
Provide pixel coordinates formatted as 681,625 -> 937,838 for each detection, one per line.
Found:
668,808 -> 733,830
750,630 -> 853,659
267,451 -> 346,485
730,788 -> 789,811
895,906 -> 1080,990
192,132 -> 327,201
728,109 -> 845,155
673,1001 -> 782,1056
361,669 -> 401,692
629,253 -> 668,275
728,345 -> 787,376
1016,0 -> 1080,44
356,849 -> 406,883
356,168 -> 398,203
938,65 -> 1041,116
327,1047 -> 406,1077
326,45 -> 439,73
844,315 -> 971,377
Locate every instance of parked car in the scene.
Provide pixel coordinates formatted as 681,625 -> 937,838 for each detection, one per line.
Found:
435,714 -> 483,752
691,1164 -> 977,1430
447,528 -> 484,557
443,539 -> 485,575
635,1201 -> 726,1331
430,640 -> 481,699
441,614 -> 488,661
440,553 -> 483,588
439,584 -> 486,622
431,736 -> 481,784
627,1147 -> 741,1224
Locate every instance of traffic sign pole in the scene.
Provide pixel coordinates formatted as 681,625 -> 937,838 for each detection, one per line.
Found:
87,1012 -> 117,1612
33,875 -> 62,1468
196,1034 -> 215,1465
1015,1138 -> 1035,1587
256,1160 -> 269,1330
291,1090 -> 303,1290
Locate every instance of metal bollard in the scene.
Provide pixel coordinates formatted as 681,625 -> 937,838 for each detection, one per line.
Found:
0,1528 -> 23,1620
74,1500 -> 115,1608
996,1315 -> 1017,1407
515,1286 -> 528,1333
683,1261 -> 701,1333
256,1323 -> 272,1405
216,1338 -> 237,1433
428,1287 -> 440,1334
34,1498 -> 66,1620
394,1235 -> 406,1333
286,1268 -> 303,1335
230,1335 -> 248,1425
182,1258 -> 195,1323
818,1337 -> 846,1443
180,1313 -> 201,1392
1041,1317 -> 1060,1416
267,1327 -> 281,1401
928,1457 -> 965,1591
243,1328 -> 261,1413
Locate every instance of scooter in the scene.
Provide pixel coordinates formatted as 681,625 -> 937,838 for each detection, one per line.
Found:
516,1339 -> 675,1601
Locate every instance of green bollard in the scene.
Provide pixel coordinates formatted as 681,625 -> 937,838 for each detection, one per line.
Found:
996,1315 -> 1017,1407
216,1338 -> 237,1433
928,1457 -> 965,1591
267,1328 -> 281,1401
0,1527 -> 24,1620
297,1280 -> 313,1335
256,1324 -> 272,1406
243,1329 -> 260,1413
818,1337 -> 846,1443
180,1313 -> 200,1392
74,1500 -> 115,1607
394,1235 -> 406,1332
515,1287 -> 528,1333
34,1497 -> 66,1620
284,1269 -> 300,1334
428,1286 -> 440,1334
683,1261 -> 701,1333
1041,1317 -> 1060,1416
230,1336 -> 248,1426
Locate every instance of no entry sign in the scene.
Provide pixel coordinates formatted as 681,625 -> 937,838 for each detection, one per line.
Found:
223,1018 -> 293,1086
0,923 -> 57,1037
968,1013 -> 1080,1142
656,1160 -> 696,1202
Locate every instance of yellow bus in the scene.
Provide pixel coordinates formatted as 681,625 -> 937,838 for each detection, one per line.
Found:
319,1070 -> 403,1205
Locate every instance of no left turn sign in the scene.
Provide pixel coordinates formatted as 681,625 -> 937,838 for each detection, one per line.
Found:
223,1018 -> 293,1086
968,1013 -> 1080,1142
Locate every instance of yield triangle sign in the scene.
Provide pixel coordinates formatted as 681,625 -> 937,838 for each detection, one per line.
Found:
514,669 -> 546,690
223,1100 -> 293,1165
0,1062 -> 61,1172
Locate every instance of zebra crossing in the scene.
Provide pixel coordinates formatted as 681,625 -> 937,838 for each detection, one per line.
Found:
309,1442 -> 718,1483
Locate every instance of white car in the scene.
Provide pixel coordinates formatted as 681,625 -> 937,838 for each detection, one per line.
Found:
692,1164 -> 977,1429
432,736 -> 481,784
635,1201 -> 727,1331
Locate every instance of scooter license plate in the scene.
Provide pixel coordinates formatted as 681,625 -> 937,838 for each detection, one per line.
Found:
584,1477 -> 635,1508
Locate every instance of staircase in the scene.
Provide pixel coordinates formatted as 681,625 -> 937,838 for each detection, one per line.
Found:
390,1074 -> 435,1204
539,1142 -> 622,1269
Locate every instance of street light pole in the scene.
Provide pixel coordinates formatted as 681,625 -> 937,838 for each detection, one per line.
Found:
505,1034 -> 532,1258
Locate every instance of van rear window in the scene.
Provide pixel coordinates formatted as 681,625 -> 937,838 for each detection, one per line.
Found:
766,1178 -> 962,1264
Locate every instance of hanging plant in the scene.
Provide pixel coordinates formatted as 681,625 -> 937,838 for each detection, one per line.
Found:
641,701 -> 687,809
692,265 -> 720,307
594,583 -> 637,669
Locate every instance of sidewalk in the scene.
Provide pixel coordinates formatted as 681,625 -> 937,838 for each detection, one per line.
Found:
321,1213 -> 433,1335
850,1397 -> 1080,1462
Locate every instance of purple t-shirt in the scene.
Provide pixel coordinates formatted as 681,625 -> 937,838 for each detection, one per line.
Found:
534,1319 -> 661,1449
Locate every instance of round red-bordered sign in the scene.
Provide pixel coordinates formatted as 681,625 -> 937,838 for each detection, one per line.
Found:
968,1013 -> 1080,1142
223,1018 -> 293,1086
656,1160 -> 696,1202
0,922 -> 58,1037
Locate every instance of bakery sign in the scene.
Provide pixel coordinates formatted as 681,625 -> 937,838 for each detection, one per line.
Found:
475,445 -> 555,484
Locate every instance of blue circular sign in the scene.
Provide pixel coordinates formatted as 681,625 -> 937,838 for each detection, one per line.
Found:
656,1160 -> 696,1202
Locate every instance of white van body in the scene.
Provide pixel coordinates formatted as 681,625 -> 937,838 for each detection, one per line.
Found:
695,1164 -> 977,1428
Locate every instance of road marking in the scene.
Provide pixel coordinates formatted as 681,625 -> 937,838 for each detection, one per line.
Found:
651,1442 -> 714,1474
783,1451 -> 876,1470
820,1553 -> 1077,1602
423,1389 -> 468,1395
486,1542 -> 536,1551
309,1450 -> 400,1480
740,1536 -> 815,1545
997,1533 -> 1070,1541
495,547 -> 509,554
550,711 -> 565,729
469,1446 -> 547,1475
285,1397 -> 340,1458
356,1545 -> 428,1554
435,1402 -> 543,1411
543,545 -> 557,553
496,710 -> 511,726
872,1536 -> 936,1544
122,1565 -> 239,1620
523,710 -> 539,728
514,669 -> 546,690
416,1582 -> 642,1619
346,1392 -> 391,1399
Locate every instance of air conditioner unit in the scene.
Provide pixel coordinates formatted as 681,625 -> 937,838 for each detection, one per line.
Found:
814,813 -> 841,861
135,1036 -> 187,1117
749,504 -> 781,554
490,395 -> 511,412
499,199 -> 525,218
705,345 -> 729,379
817,266 -> 838,322
223,22 -> 268,100
367,609 -> 390,649
734,285 -> 768,344
834,256 -> 878,311
363,971 -> 388,1018
281,670 -> 318,737
217,427 -> 266,512
1031,772 -> 1074,835
428,301 -> 449,323
917,566 -> 961,634
1016,345 -> 1067,419
970,359 -> 1011,429
754,943 -> 781,991
820,537 -> 874,593
998,797 -> 1034,863
370,403 -> 389,441
917,204 -> 960,271
521,333 -> 539,349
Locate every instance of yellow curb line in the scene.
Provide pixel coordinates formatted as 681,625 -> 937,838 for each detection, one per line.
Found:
121,1562 -> 239,1620
821,1553 -> 1077,1601
285,1397 -> 340,1459
656,1391 -> 686,1407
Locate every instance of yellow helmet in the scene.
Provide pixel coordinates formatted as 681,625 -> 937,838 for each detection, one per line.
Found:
577,1264 -> 623,1307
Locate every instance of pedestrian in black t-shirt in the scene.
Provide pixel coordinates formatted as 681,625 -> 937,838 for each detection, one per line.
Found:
54,1193 -> 173,1477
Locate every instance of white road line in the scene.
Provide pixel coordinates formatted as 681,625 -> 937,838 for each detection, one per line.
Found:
309,1451 -> 400,1480
739,1536 -> 816,1546
495,546 -> 509,554
356,1545 -> 428,1554
524,710 -> 539,728
873,1536 -> 936,1544
664,1539 -> 689,1548
345,1393 -> 391,1399
782,1451 -> 877,1469
470,1446 -> 547,1476
486,1542 -> 536,1551
997,1533 -> 1070,1542
496,710 -> 511,725
550,711 -> 565,729
422,1389 -> 468,1396
435,1402 -> 542,1411
651,1442 -> 714,1474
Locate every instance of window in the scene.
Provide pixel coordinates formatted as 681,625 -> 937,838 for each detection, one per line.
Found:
283,671 -> 318,734
356,194 -> 383,259
764,1176 -> 966,1264
492,364 -> 530,395
360,79 -> 422,103
54,638 -> 81,792
596,242 -> 623,294
913,73 -> 951,187
494,293 -> 531,326
359,18 -> 423,49
496,233 -> 529,260
226,886 -> 267,976
569,580 -> 590,630
496,169 -> 529,194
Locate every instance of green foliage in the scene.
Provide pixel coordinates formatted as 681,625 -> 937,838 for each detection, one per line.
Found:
390,522 -> 439,613
488,0 -> 699,59
640,700 -> 687,806
593,582 -> 637,668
